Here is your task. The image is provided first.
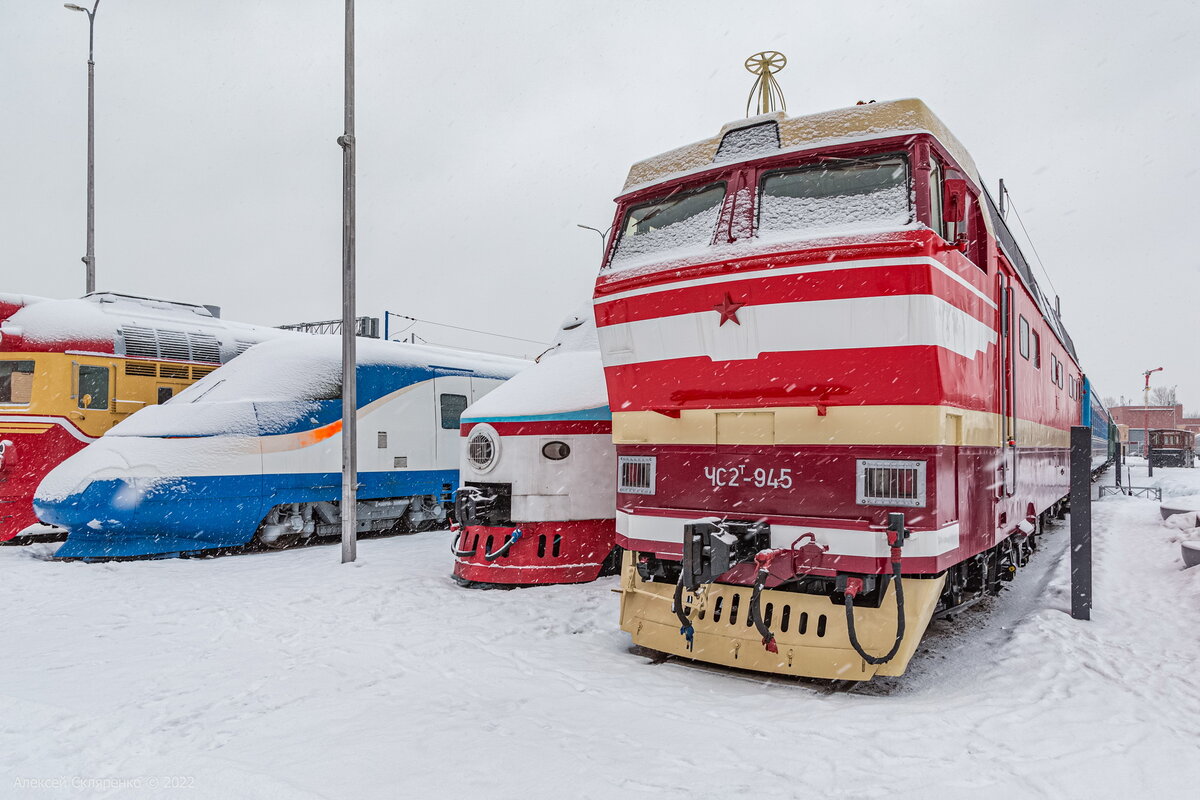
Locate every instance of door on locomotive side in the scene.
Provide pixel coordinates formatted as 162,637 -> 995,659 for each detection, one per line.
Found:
432,375 -> 472,467
997,272 -> 1017,498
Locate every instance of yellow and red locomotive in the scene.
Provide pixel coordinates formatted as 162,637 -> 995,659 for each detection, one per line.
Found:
594,97 -> 1100,679
0,291 -> 283,542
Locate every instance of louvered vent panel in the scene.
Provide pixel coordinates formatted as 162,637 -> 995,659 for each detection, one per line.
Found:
191,366 -> 216,379
122,326 -> 159,359
188,332 -> 221,363
157,330 -> 190,361
234,340 -> 255,357
124,362 -> 157,377
855,459 -> 926,508
159,364 -> 190,379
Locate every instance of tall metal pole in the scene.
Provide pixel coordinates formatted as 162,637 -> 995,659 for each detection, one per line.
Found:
65,2 -> 99,293
1144,367 -> 1163,478
338,0 -> 357,563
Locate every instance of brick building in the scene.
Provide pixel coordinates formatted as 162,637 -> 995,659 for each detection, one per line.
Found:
1109,404 -> 1200,454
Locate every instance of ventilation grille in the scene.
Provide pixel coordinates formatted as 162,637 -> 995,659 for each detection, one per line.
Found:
617,455 -> 656,495
157,330 -> 190,361
188,333 -> 221,363
467,430 -> 497,471
393,456 -> 407,469
120,325 -> 227,364
124,362 -> 157,377
191,366 -> 216,379
159,364 -> 190,379
122,326 -> 159,359
378,431 -> 388,449
856,459 -> 926,508
234,340 -> 255,356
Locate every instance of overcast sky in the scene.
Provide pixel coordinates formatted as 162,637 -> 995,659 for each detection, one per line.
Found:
2,1 -> 1197,407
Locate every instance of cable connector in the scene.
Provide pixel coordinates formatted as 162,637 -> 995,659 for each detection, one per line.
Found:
843,576 -> 864,599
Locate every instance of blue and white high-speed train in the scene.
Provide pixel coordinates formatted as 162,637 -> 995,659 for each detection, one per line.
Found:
34,336 -> 528,559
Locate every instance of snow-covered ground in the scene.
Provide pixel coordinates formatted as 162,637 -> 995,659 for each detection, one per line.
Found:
3,462 -> 1199,799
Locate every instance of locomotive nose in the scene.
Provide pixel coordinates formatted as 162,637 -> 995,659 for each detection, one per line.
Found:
35,433 -> 266,559
34,440 -> 136,530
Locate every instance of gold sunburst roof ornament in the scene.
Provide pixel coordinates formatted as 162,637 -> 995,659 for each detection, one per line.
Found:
744,51 -> 787,117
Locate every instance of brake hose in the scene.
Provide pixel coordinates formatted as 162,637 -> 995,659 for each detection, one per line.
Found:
672,571 -> 695,651
749,566 -> 779,653
844,515 -> 907,665
449,524 -> 477,558
483,528 -> 522,561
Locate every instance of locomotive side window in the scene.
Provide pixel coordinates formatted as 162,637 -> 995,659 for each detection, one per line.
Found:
1018,316 -> 1030,359
608,183 -> 726,269
758,154 -> 910,239
1031,330 -> 1041,368
440,393 -> 468,430
0,360 -> 35,404
77,365 -> 110,410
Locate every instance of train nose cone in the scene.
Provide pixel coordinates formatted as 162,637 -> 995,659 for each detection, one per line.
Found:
34,440 -> 135,531
34,434 -> 266,560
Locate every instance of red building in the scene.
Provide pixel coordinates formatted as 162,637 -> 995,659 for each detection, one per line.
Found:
1109,404 -> 1200,454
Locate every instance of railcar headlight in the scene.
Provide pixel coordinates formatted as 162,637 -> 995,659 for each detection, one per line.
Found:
541,441 -> 571,460
466,425 -> 499,472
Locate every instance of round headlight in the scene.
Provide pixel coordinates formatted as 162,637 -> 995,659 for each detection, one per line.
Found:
541,441 -> 571,460
466,426 -> 499,472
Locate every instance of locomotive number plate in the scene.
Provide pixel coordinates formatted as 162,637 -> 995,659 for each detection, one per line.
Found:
704,465 -> 793,490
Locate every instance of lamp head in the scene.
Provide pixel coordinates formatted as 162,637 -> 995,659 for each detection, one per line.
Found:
64,4 -> 88,11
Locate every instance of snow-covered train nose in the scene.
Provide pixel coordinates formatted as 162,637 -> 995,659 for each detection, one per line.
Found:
35,433 -> 266,559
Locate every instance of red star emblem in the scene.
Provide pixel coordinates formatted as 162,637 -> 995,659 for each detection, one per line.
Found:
714,292 -> 746,326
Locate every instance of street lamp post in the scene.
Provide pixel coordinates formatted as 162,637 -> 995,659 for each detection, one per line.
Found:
65,1 -> 99,294
338,0 -> 358,564
1144,367 -> 1163,477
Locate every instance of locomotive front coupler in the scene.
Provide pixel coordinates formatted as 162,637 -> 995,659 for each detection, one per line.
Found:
680,519 -> 772,591
672,519 -> 770,649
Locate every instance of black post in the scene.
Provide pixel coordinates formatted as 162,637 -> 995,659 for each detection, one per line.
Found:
1070,426 -> 1092,620
1115,435 -> 1122,489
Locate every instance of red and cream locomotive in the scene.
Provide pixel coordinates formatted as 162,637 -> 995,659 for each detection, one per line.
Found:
451,307 -> 617,585
594,91 -> 1100,679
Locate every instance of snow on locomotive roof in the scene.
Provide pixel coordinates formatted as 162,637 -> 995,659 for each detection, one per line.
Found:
463,306 -> 606,421
462,351 -> 607,422
0,291 -> 285,353
171,335 -> 529,406
621,98 -> 981,193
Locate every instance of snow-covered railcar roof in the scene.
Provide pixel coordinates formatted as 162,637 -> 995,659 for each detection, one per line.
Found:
462,303 -> 606,422
622,98 -> 981,193
170,335 -> 529,406
462,351 -> 607,422
0,291 -> 288,359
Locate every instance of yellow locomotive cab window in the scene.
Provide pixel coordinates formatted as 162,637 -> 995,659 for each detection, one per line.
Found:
77,365 -> 110,410
0,360 -> 35,404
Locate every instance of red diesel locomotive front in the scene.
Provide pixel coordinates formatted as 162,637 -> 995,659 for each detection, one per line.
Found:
596,98 -> 1087,679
